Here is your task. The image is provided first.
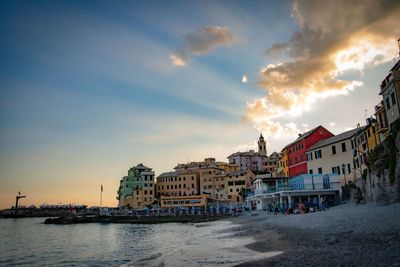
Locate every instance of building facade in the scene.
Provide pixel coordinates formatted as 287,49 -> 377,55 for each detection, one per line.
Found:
117,163 -> 155,209
286,126 -> 334,177
228,134 -> 278,173
306,127 -> 364,185
380,60 -> 400,132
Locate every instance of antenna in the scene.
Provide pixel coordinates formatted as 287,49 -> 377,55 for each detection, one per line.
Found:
398,38 -> 400,57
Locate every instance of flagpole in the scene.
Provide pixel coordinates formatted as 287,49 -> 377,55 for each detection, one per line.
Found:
100,184 -> 103,207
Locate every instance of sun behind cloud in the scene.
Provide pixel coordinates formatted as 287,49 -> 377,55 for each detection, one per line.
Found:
245,0 -> 400,137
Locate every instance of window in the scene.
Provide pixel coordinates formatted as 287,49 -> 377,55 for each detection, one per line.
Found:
318,167 -> 322,174
309,169 -> 313,174
386,97 -> 391,109
300,154 -> 303,161
183,184 -> 186,188
391,91 -> 396,106
150,190 -> 152,195
332,145 -> 336,155
191,183 -> 194,188
315,150 -> 322,159
230,189 -> 233,192
347,164 -> 351,174
341,142 -> 346,152
144,190 -> 147,194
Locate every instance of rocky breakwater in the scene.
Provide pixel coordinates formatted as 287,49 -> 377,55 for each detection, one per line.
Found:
44,214 -> 232,224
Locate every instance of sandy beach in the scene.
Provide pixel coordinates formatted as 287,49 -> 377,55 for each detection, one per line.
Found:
228,202 -> 400,266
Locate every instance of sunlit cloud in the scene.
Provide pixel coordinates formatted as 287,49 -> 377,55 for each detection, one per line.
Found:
170,26 -> 235,67
169,54 -> 187,67
246,0 -> 400,136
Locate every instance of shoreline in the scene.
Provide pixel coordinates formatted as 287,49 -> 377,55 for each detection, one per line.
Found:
229,202 -> 400,266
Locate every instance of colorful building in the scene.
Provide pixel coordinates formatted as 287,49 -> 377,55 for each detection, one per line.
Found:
374,100 -> 389,143
379,59 -> 400,132
117,163 -> 155,209
286,126 -> 334,177
228,134 -> 278,173
160,194 -> 208,208
226,170 -> 254,202
306,127 -> 365,185
276,149 -> 289,177
156,171 -> 200,198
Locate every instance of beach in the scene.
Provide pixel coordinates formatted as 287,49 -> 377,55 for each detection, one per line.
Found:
229,202 -> 400,266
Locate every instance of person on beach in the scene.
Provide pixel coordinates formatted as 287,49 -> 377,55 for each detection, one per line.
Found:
274,202 -> 279,215
319,196 -> 325,210
323,196 -> 328,210
313,197 -> 318,211
298,202 -> 306,213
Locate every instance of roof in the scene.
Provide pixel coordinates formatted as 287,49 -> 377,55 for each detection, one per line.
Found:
227,150 -> 266,158
135,163 -> 152,170
283,125 -> 321,149
306,126 -> 366,151
284,125 -> 334,149
157,171 -> 179,178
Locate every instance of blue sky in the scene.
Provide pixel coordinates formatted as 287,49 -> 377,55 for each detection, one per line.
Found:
1,0 -> 399,208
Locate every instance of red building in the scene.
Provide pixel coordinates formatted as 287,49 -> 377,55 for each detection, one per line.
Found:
286,126 -> 334,177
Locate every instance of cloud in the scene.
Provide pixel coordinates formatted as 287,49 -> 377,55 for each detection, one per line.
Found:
170,26 -> 235,66
242,74 -> 248,83
245,0 -> 400,135
265,42 -> 289,57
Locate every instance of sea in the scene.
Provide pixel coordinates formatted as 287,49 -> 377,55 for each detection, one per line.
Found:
0,218 -> 282,266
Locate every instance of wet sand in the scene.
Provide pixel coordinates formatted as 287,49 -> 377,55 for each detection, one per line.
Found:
230,202 -> 400,266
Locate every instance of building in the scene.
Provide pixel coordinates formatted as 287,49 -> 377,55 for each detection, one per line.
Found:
276,149 -> 289,177
374,100 -> 389,143
117,163 -> 155,209
156,171 -> 200,198
286,126 -> 334,177
247,174 -> 342,211
365,117 -> 380,151
199,166 -> 225,197
159,194 -> 208,208
352,127 -> 370,181
263,151 -> 279,174
228,134 -> 278,173
306,127 -> 365,185
379,59 -> 400,132
226,170 -> 254,202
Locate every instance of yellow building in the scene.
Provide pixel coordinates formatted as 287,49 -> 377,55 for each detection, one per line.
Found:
160,194 -> 208,208
156,171 -> 200,198
226,170 -> 254,202
374,100 -> 389,143
365,117 -> 380,152
277,148 -> 289,177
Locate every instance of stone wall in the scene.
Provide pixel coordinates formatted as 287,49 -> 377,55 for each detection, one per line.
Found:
351,131 -> 400,204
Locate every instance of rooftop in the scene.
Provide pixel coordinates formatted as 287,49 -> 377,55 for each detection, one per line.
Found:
306,127 -> 366,151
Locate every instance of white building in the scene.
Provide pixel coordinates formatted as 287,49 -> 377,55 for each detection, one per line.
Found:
380,60 -> 400,131
306,127 -> 365,185
247,174 -> 341,211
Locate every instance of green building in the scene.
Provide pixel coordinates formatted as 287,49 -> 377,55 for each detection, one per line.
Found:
117,163 -> 155,208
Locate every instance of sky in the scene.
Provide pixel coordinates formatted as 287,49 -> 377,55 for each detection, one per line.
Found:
1,0 -> 399,208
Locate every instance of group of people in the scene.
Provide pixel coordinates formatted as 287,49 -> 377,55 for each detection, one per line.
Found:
270,195 -> 329,215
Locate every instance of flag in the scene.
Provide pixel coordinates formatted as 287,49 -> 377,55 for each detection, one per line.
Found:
101,184 -> 103,192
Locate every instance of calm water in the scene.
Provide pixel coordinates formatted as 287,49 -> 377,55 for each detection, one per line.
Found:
0,218 -> 281,266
